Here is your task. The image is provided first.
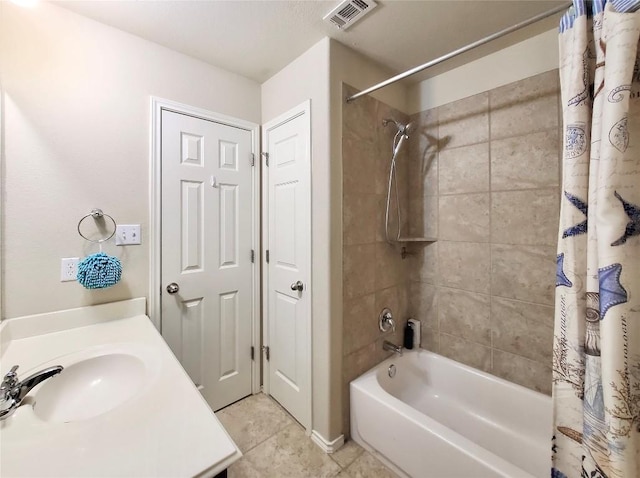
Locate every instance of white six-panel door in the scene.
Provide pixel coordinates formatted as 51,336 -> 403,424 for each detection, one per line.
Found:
263,102 -> 311,428
161,110 -> 254,412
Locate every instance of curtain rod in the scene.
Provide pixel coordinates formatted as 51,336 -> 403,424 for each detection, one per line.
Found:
345,1 -> 572,103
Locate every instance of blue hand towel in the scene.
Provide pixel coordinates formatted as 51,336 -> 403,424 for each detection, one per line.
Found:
77,252 -> 122,289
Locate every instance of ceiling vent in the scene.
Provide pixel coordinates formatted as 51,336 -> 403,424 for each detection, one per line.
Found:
323,0 -> 378,31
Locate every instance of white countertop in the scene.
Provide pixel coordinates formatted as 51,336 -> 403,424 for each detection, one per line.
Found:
0,299 -> 241,477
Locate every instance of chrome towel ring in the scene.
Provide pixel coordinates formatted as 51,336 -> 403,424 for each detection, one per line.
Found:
77,209 -> 117,243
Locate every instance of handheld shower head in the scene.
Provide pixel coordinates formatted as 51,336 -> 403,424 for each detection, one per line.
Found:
383,118 -> 413,138
393,133 -> 408,158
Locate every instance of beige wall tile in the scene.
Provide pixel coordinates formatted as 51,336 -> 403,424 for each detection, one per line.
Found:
408,109 -> 438,199
492,349 -> 552,395
491,129 -> 560,190
490,70 -> 559,140
408,109 -> 438,162
439,193 -> 490,242
438,92 -> 489,150
439,288 -> 491,346
408,195 -> 438,238
407,242 -> 439,284
375,194 -> 389,243
343,72 -> 561,411
343,85 -> 377,144
343,244 -> 376,301
397,283 -> 409,325
375,146 -> 391,196
491,189 -> 560,246
344,133 -> 377,195
408,281 -> 438,331
439,143 -> 489,195
438,241 -> 490,294
344,193 -> 378,246
375,242 -> 403,290
491,296 -> 554,363
439,333 -> 492,372
491,244 -> 556,305
343,294 -> 377,356
407,153 -> 438,199
420,326 -> 439,352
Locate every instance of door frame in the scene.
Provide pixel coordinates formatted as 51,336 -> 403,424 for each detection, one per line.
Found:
261,100 -> 312,431
149,96 -> 261,395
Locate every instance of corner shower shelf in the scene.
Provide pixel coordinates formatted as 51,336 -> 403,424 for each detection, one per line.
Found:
397,237 -> 437,243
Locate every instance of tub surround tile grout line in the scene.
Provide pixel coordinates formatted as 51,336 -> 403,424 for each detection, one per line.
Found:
437,125 -> 559,154
488,97 -> 494,372
491,343 -> 554,368
440,185 -> 560,197
489,294 -> 555,309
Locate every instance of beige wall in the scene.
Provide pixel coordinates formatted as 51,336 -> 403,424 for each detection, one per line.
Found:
405,70 -> 561,395
407,28 -> 559,113
0,2 -> 260,320
261,37 -> 341,442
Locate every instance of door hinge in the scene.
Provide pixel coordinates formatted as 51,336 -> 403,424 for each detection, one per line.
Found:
266,250 -> 269,263
251,346 -> 255,361
251,249 -> 255,263
251,153 -> 255,167
262,345 -> 270,361
261,152 -> 269,167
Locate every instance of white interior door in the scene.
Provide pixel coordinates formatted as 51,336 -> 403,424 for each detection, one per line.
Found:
263,101 -> 311,428
161,109 -> 254,411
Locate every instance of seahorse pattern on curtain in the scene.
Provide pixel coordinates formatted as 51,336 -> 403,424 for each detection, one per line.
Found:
553,1 -> 640,478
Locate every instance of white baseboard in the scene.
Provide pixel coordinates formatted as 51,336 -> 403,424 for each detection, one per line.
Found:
311,430 -> 345,454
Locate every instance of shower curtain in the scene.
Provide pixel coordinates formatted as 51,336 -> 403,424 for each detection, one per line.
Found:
553,1 -> 640,477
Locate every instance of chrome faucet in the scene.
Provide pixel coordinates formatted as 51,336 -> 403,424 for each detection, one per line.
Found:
383,340 -> 403,356
0,365 -> 63,420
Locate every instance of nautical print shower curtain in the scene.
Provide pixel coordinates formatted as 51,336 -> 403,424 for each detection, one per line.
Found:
553,1 -> 640,477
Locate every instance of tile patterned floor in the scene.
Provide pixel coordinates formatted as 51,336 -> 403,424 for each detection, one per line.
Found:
215,393 -> 399,478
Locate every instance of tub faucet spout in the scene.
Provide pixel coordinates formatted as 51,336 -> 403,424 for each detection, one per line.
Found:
383,340 -> 403,356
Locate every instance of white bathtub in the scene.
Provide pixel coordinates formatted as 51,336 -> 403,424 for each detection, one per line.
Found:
350,349 -> 551,478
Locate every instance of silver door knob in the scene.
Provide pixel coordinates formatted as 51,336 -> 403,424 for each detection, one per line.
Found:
290,281 -> 304,292
166,283 -> 180,294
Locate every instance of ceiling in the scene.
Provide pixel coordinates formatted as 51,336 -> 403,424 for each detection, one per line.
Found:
54,0 -> 568,84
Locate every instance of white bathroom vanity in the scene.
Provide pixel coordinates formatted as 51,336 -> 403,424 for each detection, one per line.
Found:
0,298 -> 241,477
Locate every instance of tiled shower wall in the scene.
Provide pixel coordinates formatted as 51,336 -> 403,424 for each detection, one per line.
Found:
341,85 -> 409,435
405,70 -> 561,395
341,70 -> 560,437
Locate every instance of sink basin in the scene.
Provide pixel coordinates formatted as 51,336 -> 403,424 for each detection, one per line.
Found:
33,353 -> 147,423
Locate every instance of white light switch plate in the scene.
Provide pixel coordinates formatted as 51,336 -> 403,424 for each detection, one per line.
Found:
115,224 -> 141,245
